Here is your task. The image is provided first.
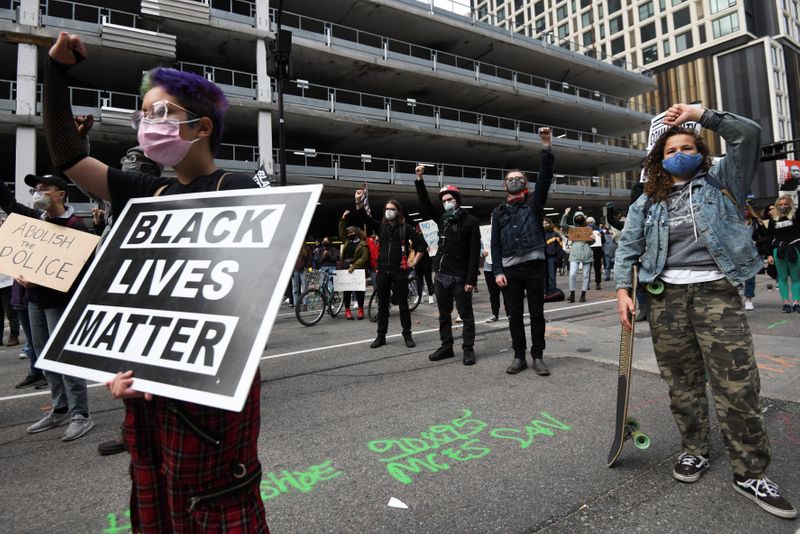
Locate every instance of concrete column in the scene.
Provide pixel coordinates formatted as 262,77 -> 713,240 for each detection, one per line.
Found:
258,110 -> 274,176
18,0 -> 39,26
15,43 -> 37,116
256,39 -> 272,103
15,127 -> 36,205
254,0 -> 270,33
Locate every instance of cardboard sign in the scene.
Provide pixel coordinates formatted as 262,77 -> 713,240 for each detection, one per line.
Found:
0,213 -> 100,292
418,220 -> 439,256
0,273 -> 12,289
334,269 -> 367,292
479,225 -> 493,265
568,226 -> 594,242
36,185 -> 322,412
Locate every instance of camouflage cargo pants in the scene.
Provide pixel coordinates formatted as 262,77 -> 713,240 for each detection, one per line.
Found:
647,278 -> 770,478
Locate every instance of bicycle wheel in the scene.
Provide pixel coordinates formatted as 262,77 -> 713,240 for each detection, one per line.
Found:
328,291 -> 344,317
367,290 -> 379,322
407,277 -> 421,312
296,289 -> 326,326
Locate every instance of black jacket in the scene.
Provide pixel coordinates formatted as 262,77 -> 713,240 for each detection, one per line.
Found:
357,208 -> 426,274
414,180 -> 481,286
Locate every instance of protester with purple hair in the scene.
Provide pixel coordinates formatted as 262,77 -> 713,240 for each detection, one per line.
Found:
43,32 -> 268,532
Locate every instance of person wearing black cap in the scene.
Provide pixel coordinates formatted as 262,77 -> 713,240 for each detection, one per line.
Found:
0,173 -> 95,441
414,166 -> 481,365
491,127 -> 554,375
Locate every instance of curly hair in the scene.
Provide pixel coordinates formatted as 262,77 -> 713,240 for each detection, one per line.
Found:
141,68 -> 229,156
643,127 -> 712,203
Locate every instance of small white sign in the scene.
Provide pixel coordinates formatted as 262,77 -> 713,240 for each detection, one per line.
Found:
334,269 -> 366,292
418,220 -> 439,257
480,225 -> 493,265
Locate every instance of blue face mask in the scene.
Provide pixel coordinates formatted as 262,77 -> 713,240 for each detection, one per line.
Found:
662,152 -> 703,177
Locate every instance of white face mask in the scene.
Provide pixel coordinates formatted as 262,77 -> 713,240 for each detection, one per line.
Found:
443,200 -> 457,212
385,209 -> 397,221
32,191 -> 52,210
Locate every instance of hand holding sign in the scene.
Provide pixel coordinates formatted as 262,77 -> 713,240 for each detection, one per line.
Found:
106,370 -> 153,401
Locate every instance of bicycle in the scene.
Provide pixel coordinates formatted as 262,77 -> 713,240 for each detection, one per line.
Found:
295,269 -> 344,326
367,270 -> 421,322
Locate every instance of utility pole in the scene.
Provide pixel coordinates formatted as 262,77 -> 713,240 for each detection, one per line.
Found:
267,0 -> 292,186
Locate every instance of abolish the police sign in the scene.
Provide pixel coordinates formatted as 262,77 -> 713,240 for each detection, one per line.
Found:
36,185 -> 322,411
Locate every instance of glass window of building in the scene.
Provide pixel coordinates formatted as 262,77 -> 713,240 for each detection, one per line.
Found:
642,44 -> 658,64
534,1 -> 545,15
558,23 -> 569,38
582,10 -> 593,26
639,1 -> 655,21
536,17 -> 546,32
557,4 -> 568,20
663,39 -> 671,56
710,0 -> 736,14
581,0 -> 592,7
675,30 -> 693,51
608,0 -> 622,14
661,16 -> 668,33
583,29 -> 594,46
600,24 -> 606,38
641,22 -> 656,42
673,7 -> 691,28
672,0 -> 687,5
698,24 -> 706,43
609,15 -> 624,33
611,35 -> 625,54
515,0 -> 525,10
497,7 -> 506,22
659,0 -> 666,8
712,13 -> 740,38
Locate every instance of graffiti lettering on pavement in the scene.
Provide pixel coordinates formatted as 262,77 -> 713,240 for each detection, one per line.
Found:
489,412 -> 572,449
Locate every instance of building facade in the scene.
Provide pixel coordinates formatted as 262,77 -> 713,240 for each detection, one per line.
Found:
476,0 -> 800,201
0,0 -> 655,230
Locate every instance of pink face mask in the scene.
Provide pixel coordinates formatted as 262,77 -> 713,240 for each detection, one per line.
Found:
137,120 -> 199,167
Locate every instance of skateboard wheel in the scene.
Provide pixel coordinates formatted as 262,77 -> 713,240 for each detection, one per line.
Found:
625,417 -> 640,432
631,431 -> 651,450
646,280 -> 664,295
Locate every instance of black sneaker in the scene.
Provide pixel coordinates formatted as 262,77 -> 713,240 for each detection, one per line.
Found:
370,335 -> 386,349
98,434 -> 127,456
733,476 -> 797,519
462,348 -> 476,366
403,334 -> 416,348
672,452 -> 710,483
531,358 -> 550,376
429,346 -> 454,361
15,374 -> 46,390
506,358 -> 527,374
783,303 -> 792,313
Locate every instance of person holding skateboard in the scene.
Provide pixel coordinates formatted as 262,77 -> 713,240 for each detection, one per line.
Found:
614,104 -> 796,519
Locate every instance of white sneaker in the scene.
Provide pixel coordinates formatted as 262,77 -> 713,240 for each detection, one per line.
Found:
428,295 -> 435,305
455,315 -> 463,323
62,414 -> 95,442
27,410 -> 70,434
745,300 -> 754,311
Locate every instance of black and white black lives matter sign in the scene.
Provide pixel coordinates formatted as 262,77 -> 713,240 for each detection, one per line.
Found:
36,185 -> 322,411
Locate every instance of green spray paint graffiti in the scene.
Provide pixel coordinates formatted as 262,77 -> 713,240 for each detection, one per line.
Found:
366,410 -> 571,485
100,460 -> 342,533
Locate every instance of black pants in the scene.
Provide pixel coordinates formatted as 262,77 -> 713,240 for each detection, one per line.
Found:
0,286 -> 19,337
500,260 -> 546,359
434,279 -> 475,350
592,247 -> 604,285
415,263 -> 434,296
483,270 -> 503,318
343,291 -> 365,308
376,271 -> 411,336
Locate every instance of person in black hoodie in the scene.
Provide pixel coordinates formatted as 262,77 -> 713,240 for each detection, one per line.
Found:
414,167 -> 481,365
491,127 -> 554,375
356,193 -> 427,348
1,174 -> 95,442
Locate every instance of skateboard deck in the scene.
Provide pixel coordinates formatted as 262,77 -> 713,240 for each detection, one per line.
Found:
607,266 -> 650,467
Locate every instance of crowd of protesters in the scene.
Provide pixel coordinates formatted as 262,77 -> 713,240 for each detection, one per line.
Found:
0,30 -> 797,532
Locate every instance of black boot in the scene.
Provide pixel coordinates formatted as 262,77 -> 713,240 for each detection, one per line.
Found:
370,334 -> 386,348
579,291 -> 586,302
506,358 -> 527,374
568,291 -> 575,303
462,348 -> 476,366
531,358 -> 550,376
429,345 -> 454,361
403,333 -> 416,348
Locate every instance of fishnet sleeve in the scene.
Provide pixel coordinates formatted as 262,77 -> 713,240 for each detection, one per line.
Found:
43,58 -> 88,171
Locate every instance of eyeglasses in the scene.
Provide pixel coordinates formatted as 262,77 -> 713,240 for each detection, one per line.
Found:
131,100 -> 198,130
505,174 -> 526,181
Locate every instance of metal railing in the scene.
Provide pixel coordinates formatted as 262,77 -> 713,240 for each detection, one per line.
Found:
409,0 -> 648,74
217,143 -> 259,162
40,0 -> 141,29
35,83 -> 141,115
0,0 -> 17,20
274,79 -> 646,152
209,0 -> 255,25
177,62 -> 257,97
0,80 -> 15,112
272,8 -> 653,115
271,148 -> 636,193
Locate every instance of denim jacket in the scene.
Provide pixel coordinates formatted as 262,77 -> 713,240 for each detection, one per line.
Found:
614,110 -> 762,289
491,149 -> 554,274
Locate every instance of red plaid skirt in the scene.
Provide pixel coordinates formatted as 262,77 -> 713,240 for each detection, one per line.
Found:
124,372 -> 268,533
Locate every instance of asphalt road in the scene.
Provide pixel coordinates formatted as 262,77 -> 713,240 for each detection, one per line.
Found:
0,272 -> 798,533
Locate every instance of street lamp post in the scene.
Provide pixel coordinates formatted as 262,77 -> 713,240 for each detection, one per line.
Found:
268,0 -> 292,186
